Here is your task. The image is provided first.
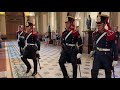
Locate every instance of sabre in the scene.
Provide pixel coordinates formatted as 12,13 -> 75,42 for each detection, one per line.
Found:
78,64 -> 81,78
112,66 -> 115,78
37,57 -> 41,69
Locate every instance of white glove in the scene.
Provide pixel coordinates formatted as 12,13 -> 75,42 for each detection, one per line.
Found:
90,51 -> 93,55
36,51 -> 40,54
112,61 -> 118,66
17,39 -> 19,42
90,51 -> 95,57
77,53 -> 82,59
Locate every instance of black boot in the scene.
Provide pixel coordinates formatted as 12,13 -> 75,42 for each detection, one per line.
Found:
32,71 -> 37,76
91,69 -> 98,78
36,54 -> 40,59
64,76 -> 69,78
26,68 -> 31,73
21,56 -> 31,74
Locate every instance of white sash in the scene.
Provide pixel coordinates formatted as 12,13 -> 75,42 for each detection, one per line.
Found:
19,31 -> 23,36
96,32 -> 107,44
25,32 -> 32,46
17,31 -> 23,41
65,31 -> 72,40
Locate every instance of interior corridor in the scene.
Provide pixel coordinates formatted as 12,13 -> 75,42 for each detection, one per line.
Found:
0,12 -> 120,78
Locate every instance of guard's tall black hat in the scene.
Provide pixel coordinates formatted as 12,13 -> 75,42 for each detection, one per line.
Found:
26,22 -> 33,27
96,14 -> 109,24
65,12 -> 75,23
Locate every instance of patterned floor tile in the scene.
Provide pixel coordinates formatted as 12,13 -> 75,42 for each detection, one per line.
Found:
5,41 -> 120,78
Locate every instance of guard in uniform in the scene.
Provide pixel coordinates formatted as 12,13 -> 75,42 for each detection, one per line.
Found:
21,22 -> 40,76
59,15 -> 83,78
91,14 -> 118,78
16,25 -> 26,56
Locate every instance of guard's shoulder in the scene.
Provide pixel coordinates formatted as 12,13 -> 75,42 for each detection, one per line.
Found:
72,30 -> 80,37
23,31 -> 26,33
92,30 -> 98,36
72,30 -> 78,33
106,29 -> 115,36
62,30 -> 67,35
16,31 -> 20,33
63,30 -> 67,33
106,29 -> 116,41
32,31 -> 38,36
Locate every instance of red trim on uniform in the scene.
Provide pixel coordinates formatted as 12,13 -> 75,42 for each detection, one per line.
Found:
72,30 -> 79,36
106,30 -> 115,41
62,32 -> 64,36
32,31 -> 37,36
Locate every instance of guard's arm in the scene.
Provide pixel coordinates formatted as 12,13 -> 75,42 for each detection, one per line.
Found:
76,33 -> 83,59
34,33 -> 40,51
61,31 -> 66,49
16,32 -> 19,40
77,33 -> 83,54
111,39 -> 118,61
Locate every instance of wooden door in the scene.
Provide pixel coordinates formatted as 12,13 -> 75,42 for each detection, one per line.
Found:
5,12 -> 25,40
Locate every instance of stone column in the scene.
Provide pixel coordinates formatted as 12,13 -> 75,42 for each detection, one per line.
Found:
59,12 -> 67,34
117,12 -> 120,32
110,12 -> 118,27
35,12 -> 43,34
56,12 -> 61,34
0,15 -> 6,35
39,13 -> 44,34
35,12 -> 39,32
36,12 -> 48,35
82,12 -> 96,54
42,12 -> 48,34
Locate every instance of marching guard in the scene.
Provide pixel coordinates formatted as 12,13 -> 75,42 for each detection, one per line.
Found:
59,14 -> 83,78
21,22 -> 40,76
16,25 -> 26,56
91,14 -> 118,78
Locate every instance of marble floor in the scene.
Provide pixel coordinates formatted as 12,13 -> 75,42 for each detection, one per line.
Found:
1,40 -> 120,78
